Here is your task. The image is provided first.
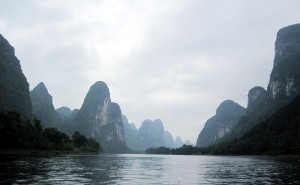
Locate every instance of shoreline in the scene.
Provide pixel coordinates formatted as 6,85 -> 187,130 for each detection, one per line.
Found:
0,149 -> 99,156
1,150 -> 299,159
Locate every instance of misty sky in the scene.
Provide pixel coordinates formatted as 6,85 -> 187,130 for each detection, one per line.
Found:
1,0 -> 300,143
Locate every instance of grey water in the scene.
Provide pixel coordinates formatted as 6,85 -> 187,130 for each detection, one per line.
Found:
0,154 -> 299,184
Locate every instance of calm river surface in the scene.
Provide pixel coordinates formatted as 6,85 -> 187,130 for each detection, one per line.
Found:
0,154 -> 299,184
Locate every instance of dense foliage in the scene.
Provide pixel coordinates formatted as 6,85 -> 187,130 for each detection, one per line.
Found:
0,111 -> 101,153
145,145 -> 210,155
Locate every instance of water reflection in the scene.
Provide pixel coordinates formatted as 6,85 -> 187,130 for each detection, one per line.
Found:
202,156 -> 300,184
0,154 -> 299,184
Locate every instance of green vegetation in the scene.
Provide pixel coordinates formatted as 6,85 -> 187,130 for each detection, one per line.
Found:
0,111 -> 102,153
145,145 -> 212,155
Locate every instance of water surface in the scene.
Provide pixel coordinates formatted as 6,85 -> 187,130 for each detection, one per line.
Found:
0,154 -> 299,184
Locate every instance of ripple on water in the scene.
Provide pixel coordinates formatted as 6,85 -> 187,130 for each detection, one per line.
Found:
0,154 -> 299,184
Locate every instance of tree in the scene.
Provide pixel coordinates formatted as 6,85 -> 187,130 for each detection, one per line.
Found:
43,127 -> 70,145
86,138 -> 101,152
72,131 -> 87,147
0,112 -> 23,148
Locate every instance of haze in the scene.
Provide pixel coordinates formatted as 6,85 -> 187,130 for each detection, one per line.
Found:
1,0 -> 300,143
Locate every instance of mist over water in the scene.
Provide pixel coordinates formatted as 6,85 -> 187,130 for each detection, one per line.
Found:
0,154 -> 299,184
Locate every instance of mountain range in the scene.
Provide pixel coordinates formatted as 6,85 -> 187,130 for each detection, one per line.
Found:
122,115 -> 186,151
196,23 -> 300,154
0,23 -> 299,155
196,100 -> 245,147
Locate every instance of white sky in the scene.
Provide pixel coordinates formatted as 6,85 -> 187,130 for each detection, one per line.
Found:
1,0 -> 300,143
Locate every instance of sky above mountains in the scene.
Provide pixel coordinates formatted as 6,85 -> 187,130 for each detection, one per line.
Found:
1,0 -> 300,143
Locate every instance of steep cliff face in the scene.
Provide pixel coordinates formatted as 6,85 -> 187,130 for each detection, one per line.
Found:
246,86 -> 267,113
74,81 -> 126,152
30,82 -> 62,128
0,34 -> 32,118
196,100 -> 245,147
215,23 -> 300,142
267,23 -> 300,100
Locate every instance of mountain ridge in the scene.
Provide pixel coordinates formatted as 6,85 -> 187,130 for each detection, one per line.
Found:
196,100 -> 245,147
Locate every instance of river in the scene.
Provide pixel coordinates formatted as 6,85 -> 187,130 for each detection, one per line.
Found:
0,154 -> 299,184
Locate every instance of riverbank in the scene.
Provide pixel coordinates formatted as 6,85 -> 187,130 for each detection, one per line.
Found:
0,149 -> 99,156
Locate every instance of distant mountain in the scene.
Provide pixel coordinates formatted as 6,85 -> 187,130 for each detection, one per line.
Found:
70,109 -> 79,119
130,123 -> 138,131
138,119 -> 167,149
164,130 -> 175,148
30,82 -> 62,128
196,100 -> 245,147
122,117 -> 178,151
0,34 -> 32,118
73,81 -> 127,153
184,140 -> 194,146
122,114 -> 142,150
56,106 -> 72,118
174,136 -> 184,148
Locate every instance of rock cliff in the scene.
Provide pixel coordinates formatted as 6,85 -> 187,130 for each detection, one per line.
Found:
220,23 -> 300,141
267,23 -> 300,100
247,87 -> 267,109
74,81 -> 126,152
30,82 -> 62,128
196,100 -> 245,147
0,34 -> 32,118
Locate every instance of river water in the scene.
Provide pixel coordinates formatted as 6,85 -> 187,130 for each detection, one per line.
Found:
0,154 -> 299,184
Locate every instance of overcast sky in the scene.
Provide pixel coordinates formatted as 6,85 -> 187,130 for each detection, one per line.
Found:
1,0 -> 300,143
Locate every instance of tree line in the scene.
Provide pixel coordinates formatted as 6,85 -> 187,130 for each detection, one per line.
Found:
0,111 -> 101,153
